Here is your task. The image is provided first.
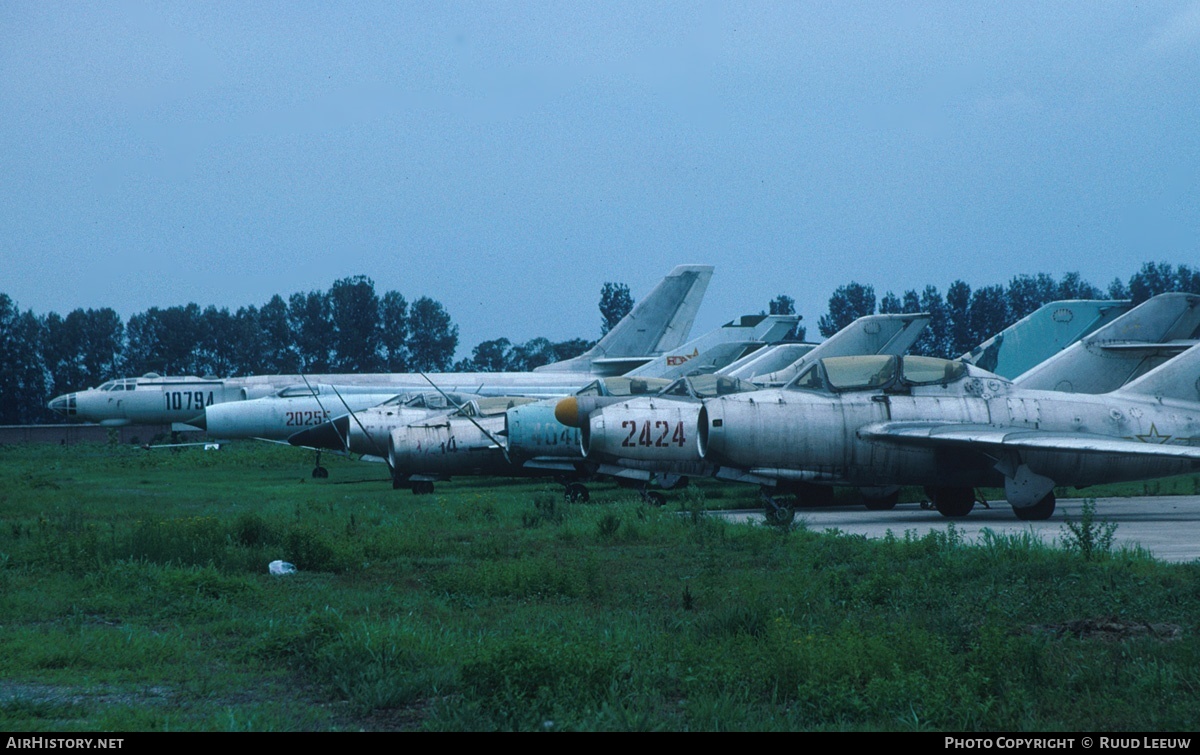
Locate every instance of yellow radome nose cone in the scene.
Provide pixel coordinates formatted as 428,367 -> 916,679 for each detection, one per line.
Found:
554,397 -> 580,427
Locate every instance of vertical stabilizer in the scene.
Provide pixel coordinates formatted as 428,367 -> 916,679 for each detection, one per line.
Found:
625,314 -> 802,379
1015,294 -> 1200,393
535,264 -> 714,373
964,299 -> 1131,379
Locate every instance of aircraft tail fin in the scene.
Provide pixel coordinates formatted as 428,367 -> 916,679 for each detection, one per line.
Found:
753,313 -> 929,386
1015,294 -> 1200,394
1112,340 -> 1200,404
624,313 -> 801,379
535,264 -> 714,373
964,299 -> 1132,379
718,342 -> 817,380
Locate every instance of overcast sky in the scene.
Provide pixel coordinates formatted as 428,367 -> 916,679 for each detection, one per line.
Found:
3,2 -> 1198,357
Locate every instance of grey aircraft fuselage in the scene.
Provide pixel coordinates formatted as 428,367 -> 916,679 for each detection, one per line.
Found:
331,379 -> 675,491
204,388 -> 484,443
384,397 -> 541,484
694,354 -> 1200,518
49,371 -> 653,429
573,312 -> 933,485
576,297 -> 1180,492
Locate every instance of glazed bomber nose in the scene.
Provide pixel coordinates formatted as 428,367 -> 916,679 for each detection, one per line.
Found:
48,393 -> 77,416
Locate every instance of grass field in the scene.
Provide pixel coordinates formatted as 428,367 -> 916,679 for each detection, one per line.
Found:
1,441 -> 1198,731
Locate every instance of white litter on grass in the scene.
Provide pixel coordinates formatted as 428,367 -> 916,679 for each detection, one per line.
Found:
269,560 -> 296,575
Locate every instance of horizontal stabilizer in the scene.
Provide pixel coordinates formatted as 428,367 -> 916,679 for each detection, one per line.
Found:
1113,341 -> 1200,404
1098,339 -> 1197,353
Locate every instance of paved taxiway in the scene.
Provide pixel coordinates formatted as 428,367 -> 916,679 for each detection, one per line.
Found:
713,496 -> 1200,563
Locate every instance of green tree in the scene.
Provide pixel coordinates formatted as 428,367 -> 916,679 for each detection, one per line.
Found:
1057,272 -> 1102,300
599,282 -> 633,335
818,283 -> 875,337
0,295 -> 48,423
464,338 -> 514,372
125,304 -> 204,376
196,305 -> 237,377
915,286 -> 951,358
967,285 -> 1010,351
228,305 -> 267,376
1006,273 -> 1059,320
329,275 -> 382,372
289,291 -> 334,372
945,280 -> 972,357
510,337 -> 558,370
42,310 -> 87,396
407,296 -> 458,371
550,338 -> 595,361
769,294 -> 796,315
258,295 -> 299,374
879,292 -> 901,314
767,294 -> 806,340
379,291 -> 409,371
1125,262 -> 1200,303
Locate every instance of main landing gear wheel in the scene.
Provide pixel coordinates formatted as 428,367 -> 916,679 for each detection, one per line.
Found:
411,481 -> 435,495
312,466 -> 329,479
929,486 -> 975,518
762,494 -> 796,526
564,482 -> 590,503
643,491 -> 667,507
863,490 -> 900,511
1013,491 -> 1056,521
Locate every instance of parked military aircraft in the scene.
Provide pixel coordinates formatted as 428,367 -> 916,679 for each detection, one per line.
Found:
573,297 -> 1194,512
693,345 -> 1200,521
385,395 -> 542,494
46,264 -> 714,428
211,312 -> 798,447
568,313 -> 931,499
305,313 -> 926,499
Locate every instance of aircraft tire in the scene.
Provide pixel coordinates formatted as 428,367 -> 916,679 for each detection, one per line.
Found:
411,481 -> 435,495
931,487 -> 974,518
645,491 -> 667,507
312,467 -> 329,479
765,502 -> 796,526
863,490 -> 900,511
564,483 -> 590,503
1013,492 -> 1056,521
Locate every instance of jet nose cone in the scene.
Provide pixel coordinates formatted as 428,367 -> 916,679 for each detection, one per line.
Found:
288,415 -> 351,451
554,397 -> 580,427
48,393 -> 76,417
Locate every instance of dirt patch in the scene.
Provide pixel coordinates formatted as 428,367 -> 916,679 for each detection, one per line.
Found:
1028,618 -> 1183,641
0,681 -> 175,712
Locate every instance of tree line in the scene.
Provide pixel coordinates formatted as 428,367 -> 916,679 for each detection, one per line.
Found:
0,276 -> 634,425
1,262 -> 1196,425
816,263 -> 1200,360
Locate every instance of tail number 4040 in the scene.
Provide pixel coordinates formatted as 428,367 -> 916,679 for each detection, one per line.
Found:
621,420 -> 685,448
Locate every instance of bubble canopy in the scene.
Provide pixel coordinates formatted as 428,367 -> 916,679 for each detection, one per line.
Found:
788,355 -> 968,393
